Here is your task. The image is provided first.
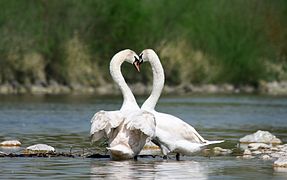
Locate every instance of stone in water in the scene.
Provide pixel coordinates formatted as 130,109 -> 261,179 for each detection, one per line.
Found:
239,130 -> 282,144
0,140 -> 21,147
25,144 -> 55,154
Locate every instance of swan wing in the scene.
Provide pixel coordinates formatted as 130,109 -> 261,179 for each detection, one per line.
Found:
155,112 -> 206,143
90,110 -> 124,142
125,110 -> 156,137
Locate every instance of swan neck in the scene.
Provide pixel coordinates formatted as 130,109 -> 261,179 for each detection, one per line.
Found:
142,55 -> 164,110
110,54 -> 138,110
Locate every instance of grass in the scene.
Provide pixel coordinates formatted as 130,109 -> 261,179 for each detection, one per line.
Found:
0,0 -> 287,86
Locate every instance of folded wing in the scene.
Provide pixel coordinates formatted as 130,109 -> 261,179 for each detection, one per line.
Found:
90,110 -> 124,143
125,110 -> 156,138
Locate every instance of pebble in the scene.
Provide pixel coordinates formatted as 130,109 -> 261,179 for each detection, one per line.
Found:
248,143 -> 271,151
243,149 -> 252,155
24,144 -> 55,154
242,155 -> 254,159
271,147 -> 279,151
251,150 -> 262,155
0,140 -> 21,147
261,155 -> 271,160
213,147 -> 232,155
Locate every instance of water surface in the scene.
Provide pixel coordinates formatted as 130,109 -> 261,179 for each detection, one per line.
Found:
0,94 -> 287,179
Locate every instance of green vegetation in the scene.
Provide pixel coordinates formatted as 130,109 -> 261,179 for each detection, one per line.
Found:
0,0 -> 287,87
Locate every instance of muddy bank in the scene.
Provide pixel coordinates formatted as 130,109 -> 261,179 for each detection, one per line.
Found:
0,81 -> 287,95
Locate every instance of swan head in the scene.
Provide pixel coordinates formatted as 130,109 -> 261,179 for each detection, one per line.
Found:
139,49 -> 157,63
121,49 -> 141,72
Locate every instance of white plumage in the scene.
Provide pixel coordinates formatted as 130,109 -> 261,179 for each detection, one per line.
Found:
139,49 -> 224,159
90,49 -> 156,160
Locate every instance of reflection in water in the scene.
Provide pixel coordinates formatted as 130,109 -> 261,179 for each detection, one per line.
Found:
1,95 -> 287,179
90,160 -> 208,180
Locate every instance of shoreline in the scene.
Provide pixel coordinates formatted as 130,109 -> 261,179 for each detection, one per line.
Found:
0,81 -> 287,96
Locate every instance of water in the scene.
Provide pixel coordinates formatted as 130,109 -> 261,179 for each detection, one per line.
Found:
0,94 -> 287,179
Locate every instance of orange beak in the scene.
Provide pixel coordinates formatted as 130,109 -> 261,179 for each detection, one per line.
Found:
133,60 -> 141,72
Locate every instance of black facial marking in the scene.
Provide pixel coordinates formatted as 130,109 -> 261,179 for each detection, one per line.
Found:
134,56 -> 139,61
139,53 -> 143,64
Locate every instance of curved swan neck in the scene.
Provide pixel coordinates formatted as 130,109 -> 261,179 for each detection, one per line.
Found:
110,52 -> 139,110
141,53 -> 165,110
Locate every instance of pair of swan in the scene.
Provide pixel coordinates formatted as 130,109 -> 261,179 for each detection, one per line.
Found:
90,49 -> 223,160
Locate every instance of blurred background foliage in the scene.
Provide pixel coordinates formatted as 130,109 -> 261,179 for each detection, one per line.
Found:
0,0 -> 287,87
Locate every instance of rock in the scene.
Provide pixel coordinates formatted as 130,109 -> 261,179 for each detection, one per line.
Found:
248,143 -> 271,150
262,150 -> 272,154
239,130 -> 282,144
270,152 -> 286,158
274,157 -> 287,167
261,155 -> 272,160
140,141 -> 161,155
271,147 -> 279,151
260,81 -> 287,95
242,155 -> 254,159
243,149 -> 252,155
278,144 -> 287,152
213,147 -> 232,155
0,140 -> 21,147
130,82 -> 147,95
202,84 -> 218,93
240,86 -> 254,93
251,150 -> 262,155
0,84 -> 14,94
24,144 -> 55,154
219,84 -> 234,93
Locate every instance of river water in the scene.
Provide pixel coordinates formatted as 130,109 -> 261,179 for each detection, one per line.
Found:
0,94 -> 287,179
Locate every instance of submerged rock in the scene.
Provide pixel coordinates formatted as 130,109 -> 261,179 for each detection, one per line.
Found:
239,130 -> 282,144
0,140 -> 21,147
213,147 -> 232,155
24,144 -> 55,154
274,157 -> 287,168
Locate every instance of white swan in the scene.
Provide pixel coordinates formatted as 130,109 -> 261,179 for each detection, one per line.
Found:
139,49 -> 223,160
90,49 -> 156,160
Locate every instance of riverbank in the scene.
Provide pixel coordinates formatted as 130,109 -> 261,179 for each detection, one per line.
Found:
1,81 -> 287,96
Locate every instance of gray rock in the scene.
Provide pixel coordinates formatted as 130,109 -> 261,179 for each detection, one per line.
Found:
0,140 -> 21,147
130,82 -> 147,95
248,143 -> 271,150
213,147 -> 232,155
243,149 -> 252,155
25,144 -> 55,153
270,152 -> 286,158
239,130 -> 282,144
274,157 -> 287,167
251,150 -> 262,155
242,155 -> 254,159
261,154 -> 272,160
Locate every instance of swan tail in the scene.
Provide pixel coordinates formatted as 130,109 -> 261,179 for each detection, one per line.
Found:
203,140 -> 224,146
